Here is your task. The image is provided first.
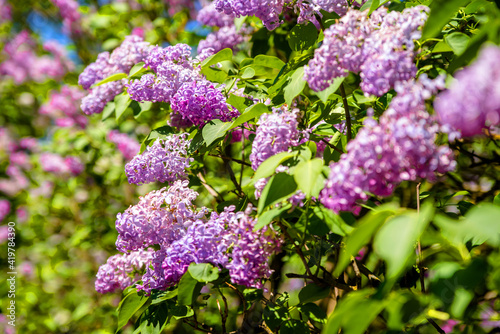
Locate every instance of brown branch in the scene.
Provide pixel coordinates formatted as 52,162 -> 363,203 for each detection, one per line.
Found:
339,83 -> 352,142
321,138 -> 344,155
207,154 -> 251,167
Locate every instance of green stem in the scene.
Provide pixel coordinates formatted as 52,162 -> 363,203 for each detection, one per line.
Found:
339,83 -> 352,142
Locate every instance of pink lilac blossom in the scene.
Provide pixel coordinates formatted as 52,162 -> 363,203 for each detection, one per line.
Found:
115,181 -> 208,253
39,86 -> 87,128
0,226 -> 8,244
0,200 -> 10,222
319,76 -> 456,213
95,248 -> 155,293
250,106 -> 301,171
0,0 -> 11,23
434,45 -> 500,138
215,0 -> 285,30
305,6 -> 428,96
40,153 -> 84,176
50,0 -> 81,34
0,31 -> 72,83
198,2 -> 235,27
79,36 -> 151,115
107,130 -> 140,161
294,0 -> 366,28
197,26 -> 245,57
102,181 -> 281,294
125,134 -> 192,185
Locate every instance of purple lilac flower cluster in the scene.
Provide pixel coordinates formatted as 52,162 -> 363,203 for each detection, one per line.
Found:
434,45 -> 500,138
79,35 -> 151,115
40,153 -> 84,176
250,107 -> 308,206
127,44 -> 237,127
39,86 -> 87,128
319,76 -> 456,213
95,249 -> 155,293
50,0 -> 81,34
99,181 -> 281,294
125,134 -> 192,185
250,106 -> 301,170
197,1 -> 235,27
115,182 -> 207,253
0,31 -> 73,84
0,0 -> 11,23
305,6 -> 428,96
107,130 -> 140,161
0,130 -> 37,196
215,0 -> 285,30
0,199 -> 10,222
294,0 -> 366,28
197,26 -> 246,60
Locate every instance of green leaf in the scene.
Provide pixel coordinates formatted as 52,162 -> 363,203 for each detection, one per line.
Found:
494,193 -> 500,206
202,119 -> 233,146
258,173 -> 298,214
422,0 -> 471,40
133,304 -> 168,334
253,151 -> 296,181
129,62 -> 146,77
93,72 -> 128,87
373,203 -> 433,282
284,67 -> 307,106
279,320 -> 311,334
254,55 -> 286,69
241,67 -> 256,79
298,303 -> 327,323
298,283 -> 330,304
177,271 -> 203,306
314,77 -> 345,103
151,290 -> 178,305
293,159 -> 323,198
102,101 -> 115,120
115,93 -> 132,121
324,291 -> 385,334
201,48 -> 233,69
188,263 -> 219,283
334,206 -> 396,277
288,23 -> 319,51
312,206 -> 354,237
133,101 -> 153,119
230,103 -> 269,130
117,291 -> 149,332
254,204 -> 292,230
444,32 -> 470,55
202,67 -> 228,83
226,94 -> 248,112
149,126 -> 175,139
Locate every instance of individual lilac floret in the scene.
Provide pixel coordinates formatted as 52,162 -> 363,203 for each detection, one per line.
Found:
115,181 -> 208,253
78,36 -> 151,115
95,249 -> 154,294
107,130 -> 140,161
319,77 -> 456,213
197,26 -> 245,57
197,2 -> 235,27
250,106 -> 301,171
125,134 -> 193,185
294,0 -> 367,28
434,45 -> 500,138
215,0 -> 285,30
170,79 -> 238,127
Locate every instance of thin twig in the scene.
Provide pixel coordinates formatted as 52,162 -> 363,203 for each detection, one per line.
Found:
197,172 -> 224,202
339,83 -> 352,142
351,256 -> 362,290
207,154 -> 251,167
320,138 -> 344,155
